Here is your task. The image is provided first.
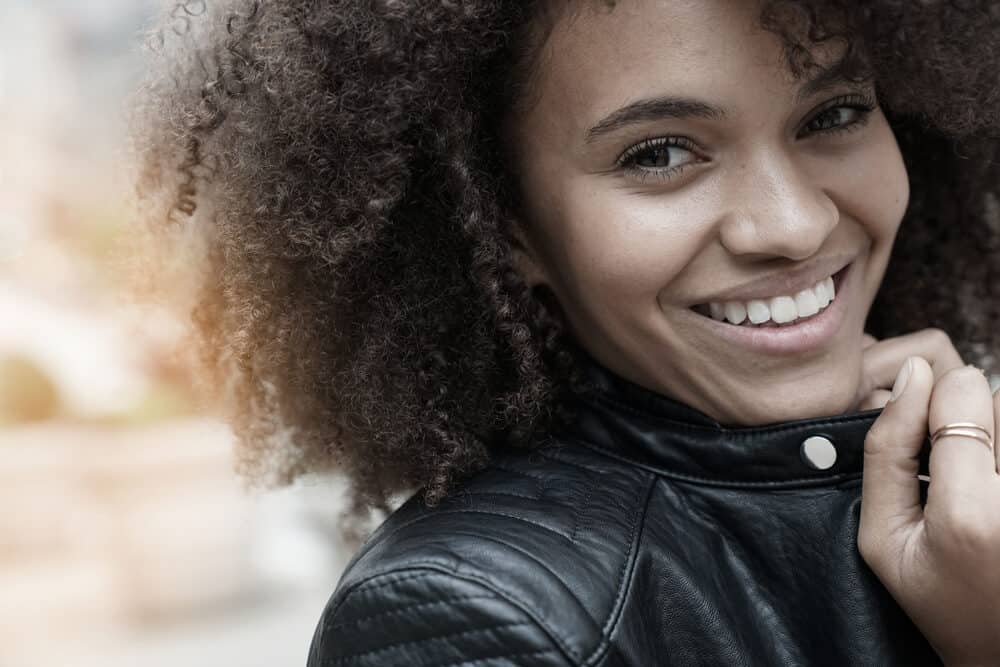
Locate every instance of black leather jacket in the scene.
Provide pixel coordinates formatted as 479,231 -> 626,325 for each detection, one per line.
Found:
308,357 -> 940,666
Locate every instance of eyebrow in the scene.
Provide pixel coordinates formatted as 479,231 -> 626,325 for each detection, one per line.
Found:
584,98 -> 725,143
584,67 -> 869,143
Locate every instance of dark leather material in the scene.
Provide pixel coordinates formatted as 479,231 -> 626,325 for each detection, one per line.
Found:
308,356 -> 941,666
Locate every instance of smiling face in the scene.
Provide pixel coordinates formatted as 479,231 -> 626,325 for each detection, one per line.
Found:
505,0 -> 910,426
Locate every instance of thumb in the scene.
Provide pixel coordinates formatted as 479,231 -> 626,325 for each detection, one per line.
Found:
858,356 -> 933,566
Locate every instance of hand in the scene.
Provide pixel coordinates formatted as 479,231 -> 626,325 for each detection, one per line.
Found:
859,358 -> 1000,667
855,329 -> 965,411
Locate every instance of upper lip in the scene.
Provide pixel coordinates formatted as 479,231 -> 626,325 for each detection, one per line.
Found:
692,255 -> 853,305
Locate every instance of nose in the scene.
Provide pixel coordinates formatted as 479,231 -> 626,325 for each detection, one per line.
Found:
718,150 -> 839,260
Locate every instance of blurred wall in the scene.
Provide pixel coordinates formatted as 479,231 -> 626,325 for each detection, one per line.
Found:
0,3 -> 355,666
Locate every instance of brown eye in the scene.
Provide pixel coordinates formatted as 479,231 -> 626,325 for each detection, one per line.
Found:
799,93 -> 878,139
617,136 -> 703,183
806,106 -> 863,133
633,144 -> 694,169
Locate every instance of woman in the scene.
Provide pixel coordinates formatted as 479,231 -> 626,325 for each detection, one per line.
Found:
131,0 -> 1000,664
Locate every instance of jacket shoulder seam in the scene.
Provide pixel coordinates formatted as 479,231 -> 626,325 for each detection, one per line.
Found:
332,620 -> 533,664
332,563 -> 582,664
434,648 -> 563,667
325,592 -> 495,631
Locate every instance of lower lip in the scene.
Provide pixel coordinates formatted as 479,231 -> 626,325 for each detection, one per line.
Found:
686,264 -> 852,355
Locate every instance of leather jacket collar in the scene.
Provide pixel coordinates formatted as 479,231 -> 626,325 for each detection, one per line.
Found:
559,352 -> 930,488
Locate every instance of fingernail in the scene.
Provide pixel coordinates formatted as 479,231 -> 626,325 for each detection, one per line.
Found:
889,357 -> 914,403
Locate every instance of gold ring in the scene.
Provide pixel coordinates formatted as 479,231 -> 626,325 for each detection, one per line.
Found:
930,422 -> 994,452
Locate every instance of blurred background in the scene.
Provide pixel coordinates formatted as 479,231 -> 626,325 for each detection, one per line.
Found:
0,2 -> 356,665
4,4 -> 1000,667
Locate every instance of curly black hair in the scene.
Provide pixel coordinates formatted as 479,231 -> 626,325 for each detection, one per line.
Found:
128,0 -> 1000,516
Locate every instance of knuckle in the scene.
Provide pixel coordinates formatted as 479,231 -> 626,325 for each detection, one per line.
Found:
922,327 -> 953,350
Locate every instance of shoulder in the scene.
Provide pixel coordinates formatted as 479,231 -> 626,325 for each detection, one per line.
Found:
307,442 -> 657,667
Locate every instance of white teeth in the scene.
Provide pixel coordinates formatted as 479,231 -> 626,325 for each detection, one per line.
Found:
703,272 -> 838,327
746,299 -> 770,324
794,288 -> 819,318
723,301 -> 747,325
768,296 -> 798,324
815,277 -> 833,308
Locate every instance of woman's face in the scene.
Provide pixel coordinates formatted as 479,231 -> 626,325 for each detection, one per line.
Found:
507,0 -> 910,426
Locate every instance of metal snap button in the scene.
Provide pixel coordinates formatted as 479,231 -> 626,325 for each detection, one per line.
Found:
800,435 -> 837,470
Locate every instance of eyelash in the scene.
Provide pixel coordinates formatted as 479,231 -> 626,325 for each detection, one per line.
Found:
799,92 -> 878,137
616,92 -> 879,184
617,136 -> 701,184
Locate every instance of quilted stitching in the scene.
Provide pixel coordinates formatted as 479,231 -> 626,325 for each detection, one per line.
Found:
310,569 -> 576,667
330,621 -> 532,664
434,649 -> 561,667
327,594 -> 494,630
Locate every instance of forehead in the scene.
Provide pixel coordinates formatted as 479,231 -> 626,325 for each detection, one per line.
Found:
524,0 -> 830,136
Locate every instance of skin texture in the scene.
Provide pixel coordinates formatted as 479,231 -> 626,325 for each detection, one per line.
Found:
860,361 -> 1000,666
857,330 -> 965,411
131,0 -> 1000,510
508,8 -> 1000,656
508,0 -> 909,425
132,4 -> 1000,661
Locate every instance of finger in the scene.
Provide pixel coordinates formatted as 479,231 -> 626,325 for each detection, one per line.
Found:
861,329 -> 964,395
927,366 -> 997,495
858,389 -> 892,411
862,333 -> 879,350
860,356 -> 934,554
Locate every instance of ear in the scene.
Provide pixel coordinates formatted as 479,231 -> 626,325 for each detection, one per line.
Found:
507,221 -> 550,289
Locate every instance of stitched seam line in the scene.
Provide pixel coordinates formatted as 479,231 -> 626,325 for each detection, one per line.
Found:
442,530 -> 582,612
347,506 -> 574,567
491,462 -> 546,497
332,621 -> 531,664
435,648 -> 560,667
570,478 -> 594,544
582,473 -> 654,667
449,509 -> 574,541
350,570 -> 434,596
568,436 -> 863,488
329,570 -> 436,626
537,449 -> 605,474
328,594 -> 494,630
365,494 -> 562,554
436,531 -> 588,661
332,563 -> 579,663
536,449 -> 598,543
354,510 -> 451,554
462,489 -> 541,502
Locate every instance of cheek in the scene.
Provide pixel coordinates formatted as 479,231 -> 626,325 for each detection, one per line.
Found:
833,134 -> 910,238
553,184 -> 715,308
